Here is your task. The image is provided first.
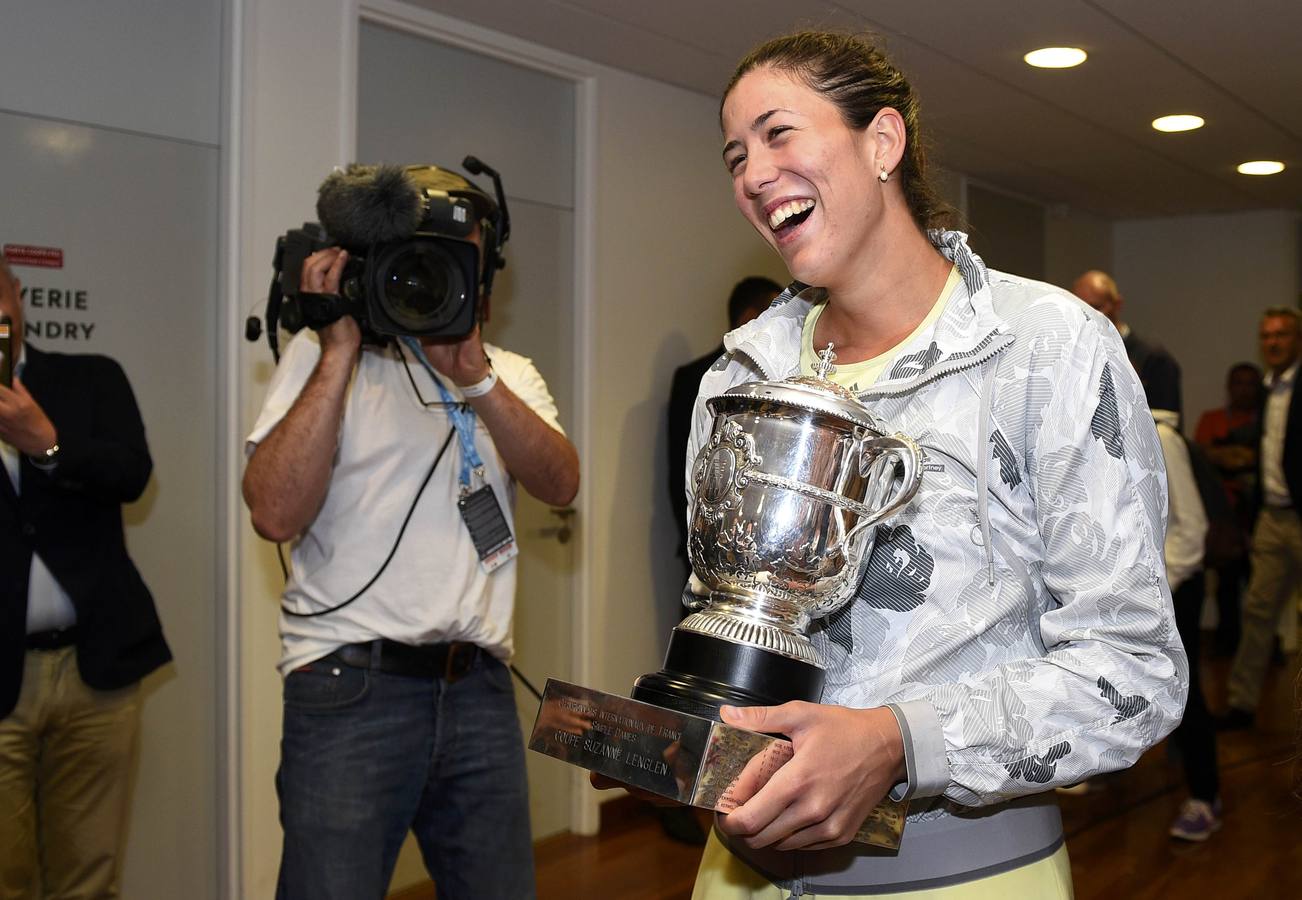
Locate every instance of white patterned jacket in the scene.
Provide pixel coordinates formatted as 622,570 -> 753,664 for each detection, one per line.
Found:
686,231 -> 1188,811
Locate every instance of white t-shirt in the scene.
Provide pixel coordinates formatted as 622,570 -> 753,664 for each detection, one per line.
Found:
245,331 -> 564,675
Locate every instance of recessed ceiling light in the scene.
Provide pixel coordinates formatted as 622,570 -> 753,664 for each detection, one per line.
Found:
1237,160 -> 1285,175
1024,47 -> 1088,69
1152,114 -> 1205,133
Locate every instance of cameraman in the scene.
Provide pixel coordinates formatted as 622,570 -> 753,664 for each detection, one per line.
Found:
243,187 -> 579,897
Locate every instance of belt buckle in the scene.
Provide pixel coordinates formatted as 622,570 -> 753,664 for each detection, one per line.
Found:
444,643 -> 475,683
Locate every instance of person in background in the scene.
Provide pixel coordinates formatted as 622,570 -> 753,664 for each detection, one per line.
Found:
668,276 -> 781,573
1072,269 -> 1183,422
1194,362 -> 1263,656
1218,308 -> 1302,731
0,252 -> 170,898
1153,408 -> 1220,840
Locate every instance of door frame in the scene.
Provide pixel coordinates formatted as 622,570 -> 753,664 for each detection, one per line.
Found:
355,0 -> 600,835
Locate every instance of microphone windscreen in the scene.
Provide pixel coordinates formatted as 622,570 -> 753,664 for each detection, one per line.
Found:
316,165 -> 424,246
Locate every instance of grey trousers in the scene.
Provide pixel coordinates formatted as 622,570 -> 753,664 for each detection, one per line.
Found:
1228,506 -> 1302,711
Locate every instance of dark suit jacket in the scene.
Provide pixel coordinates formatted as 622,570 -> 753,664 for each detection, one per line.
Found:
1124,329 -> 1182,420
668,345 -> 724,566
1255,368 -> 1302,513
0,345 -> 170,718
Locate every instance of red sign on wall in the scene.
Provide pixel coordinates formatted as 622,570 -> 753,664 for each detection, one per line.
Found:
3,244 -> 64,269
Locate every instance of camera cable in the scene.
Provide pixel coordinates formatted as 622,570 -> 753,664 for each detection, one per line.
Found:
280,424 -> 456,618
278,341 -> 466,617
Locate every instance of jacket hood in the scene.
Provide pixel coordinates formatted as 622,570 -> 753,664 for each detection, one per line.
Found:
723,230 -> 1011,394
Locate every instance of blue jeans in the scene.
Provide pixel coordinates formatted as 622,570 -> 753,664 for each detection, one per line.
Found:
275,650 -> 535,900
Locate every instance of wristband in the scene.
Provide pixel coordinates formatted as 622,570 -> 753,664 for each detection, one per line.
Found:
458,369 -> 498,399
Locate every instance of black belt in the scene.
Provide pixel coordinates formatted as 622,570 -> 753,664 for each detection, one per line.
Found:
329,639 -> 483,682
26,627 -> 78,650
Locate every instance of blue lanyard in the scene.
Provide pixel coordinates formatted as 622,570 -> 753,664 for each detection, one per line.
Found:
399,336 -> 484,491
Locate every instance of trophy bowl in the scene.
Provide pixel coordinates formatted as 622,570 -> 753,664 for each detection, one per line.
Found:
632,363 -> 922,719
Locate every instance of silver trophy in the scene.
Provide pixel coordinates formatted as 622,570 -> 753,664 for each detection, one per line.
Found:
631,345 -> 923,715
528,346 -> 923,847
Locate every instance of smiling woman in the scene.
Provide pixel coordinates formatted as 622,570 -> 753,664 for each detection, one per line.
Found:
679,30 -> 1189,900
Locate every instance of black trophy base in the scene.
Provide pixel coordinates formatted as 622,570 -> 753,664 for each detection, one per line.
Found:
631,628 -> 825,721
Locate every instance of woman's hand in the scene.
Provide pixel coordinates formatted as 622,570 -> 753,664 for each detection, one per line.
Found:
715,702 -> 906,851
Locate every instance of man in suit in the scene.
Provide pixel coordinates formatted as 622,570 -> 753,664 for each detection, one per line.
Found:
668,276 -> 781,570
1218,307 -> 1302,730
0,252 -> 168,897
1072,269 -> 1183,421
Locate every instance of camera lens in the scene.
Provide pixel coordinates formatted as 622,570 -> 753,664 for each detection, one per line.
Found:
375,242 -> 468,333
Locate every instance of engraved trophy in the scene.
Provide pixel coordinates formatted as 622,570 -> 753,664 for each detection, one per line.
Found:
530,346 -> 924,848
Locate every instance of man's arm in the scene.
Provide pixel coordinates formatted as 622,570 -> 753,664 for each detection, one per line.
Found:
465,376 -> 579,507
0,359 -> 152,503
421,327 -> 578,508
243,249 -> 361,542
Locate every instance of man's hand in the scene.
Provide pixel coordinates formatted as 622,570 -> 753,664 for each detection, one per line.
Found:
714,702 -> 906,852
420,326 -> 492,387
301,248 -> 361,356
0,376 -> 58,457
589,772 -> 684,809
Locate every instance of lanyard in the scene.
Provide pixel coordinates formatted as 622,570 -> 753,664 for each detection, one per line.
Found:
399,336 -> 484,492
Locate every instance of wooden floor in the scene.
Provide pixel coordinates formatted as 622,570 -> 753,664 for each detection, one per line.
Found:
397,643 -> 1302,899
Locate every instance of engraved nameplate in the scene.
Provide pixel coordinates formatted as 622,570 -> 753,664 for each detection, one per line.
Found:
528,679 -> 906,849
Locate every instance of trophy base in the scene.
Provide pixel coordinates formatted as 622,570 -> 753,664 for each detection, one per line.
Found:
631,628 -> 825,720
529,679 -> 908,849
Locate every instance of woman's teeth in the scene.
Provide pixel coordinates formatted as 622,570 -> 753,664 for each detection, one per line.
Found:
768,199 -> 815,231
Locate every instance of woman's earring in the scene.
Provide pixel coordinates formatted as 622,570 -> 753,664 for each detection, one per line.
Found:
879,167 -> 889,183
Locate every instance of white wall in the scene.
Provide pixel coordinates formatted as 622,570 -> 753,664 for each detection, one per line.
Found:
0,1 -> 224,897
1046,205 -> 1113,292
0,0 -> 221,146
1116,210 -> 1300,431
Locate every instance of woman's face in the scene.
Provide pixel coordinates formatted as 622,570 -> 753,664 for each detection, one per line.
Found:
721,67 -> 881,288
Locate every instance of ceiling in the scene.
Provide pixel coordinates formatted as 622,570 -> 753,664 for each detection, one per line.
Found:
407,0 -> 1302,220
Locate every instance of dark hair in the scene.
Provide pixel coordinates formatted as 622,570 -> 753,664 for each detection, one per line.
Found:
723,30 -> 953,233
1227,361 -> 1262,382
728,276 -> 782,327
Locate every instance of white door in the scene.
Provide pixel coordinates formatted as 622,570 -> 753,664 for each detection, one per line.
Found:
356,21 -> 579,852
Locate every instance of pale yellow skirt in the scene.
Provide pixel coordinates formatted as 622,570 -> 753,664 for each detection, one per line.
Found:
691,829 -> 1073,899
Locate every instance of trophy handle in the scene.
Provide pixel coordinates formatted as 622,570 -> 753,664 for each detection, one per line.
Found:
844,434 -> 923,546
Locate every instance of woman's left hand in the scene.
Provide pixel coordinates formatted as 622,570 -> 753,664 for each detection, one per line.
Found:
715,701 -> 907,851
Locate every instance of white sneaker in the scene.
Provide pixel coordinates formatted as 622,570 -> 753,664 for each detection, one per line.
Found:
1168,798 -> 1222,841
